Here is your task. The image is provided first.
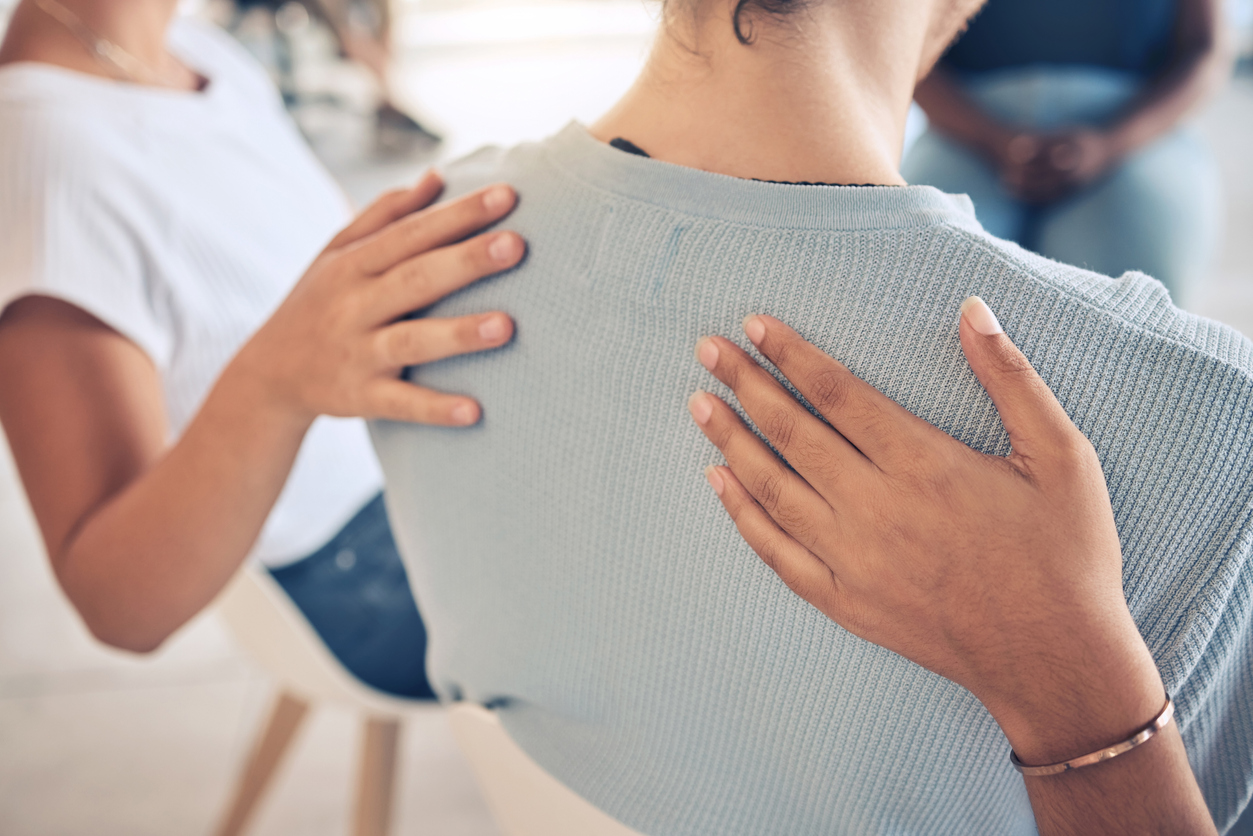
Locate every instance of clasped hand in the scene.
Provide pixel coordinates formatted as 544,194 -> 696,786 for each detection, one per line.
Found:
995,128 -> 1118,204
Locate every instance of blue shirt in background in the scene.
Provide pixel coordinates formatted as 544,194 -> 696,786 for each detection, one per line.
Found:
944,0 -> 1179,76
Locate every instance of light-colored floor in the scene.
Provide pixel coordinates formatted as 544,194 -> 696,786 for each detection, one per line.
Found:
1,3 -> 1252,832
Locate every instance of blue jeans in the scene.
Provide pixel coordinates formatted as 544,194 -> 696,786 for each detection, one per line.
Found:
902,66 -> 1221,308
268,493 -> 437,700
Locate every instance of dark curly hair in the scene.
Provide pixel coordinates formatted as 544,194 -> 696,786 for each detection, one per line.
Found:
731,0 -> 806,44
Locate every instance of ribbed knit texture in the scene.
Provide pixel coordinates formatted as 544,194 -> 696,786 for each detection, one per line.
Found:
372,123 -> 1253,835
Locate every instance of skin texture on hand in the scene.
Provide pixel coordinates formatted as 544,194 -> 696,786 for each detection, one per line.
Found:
687,301 -> 1217,834
230,170 -> 525,427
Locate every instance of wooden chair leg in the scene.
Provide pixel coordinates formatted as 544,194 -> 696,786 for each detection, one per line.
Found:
353,716 -> 401,836
214,691 -> 311,836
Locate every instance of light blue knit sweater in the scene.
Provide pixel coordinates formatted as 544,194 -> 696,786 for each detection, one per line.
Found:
372,123 -> 1253,835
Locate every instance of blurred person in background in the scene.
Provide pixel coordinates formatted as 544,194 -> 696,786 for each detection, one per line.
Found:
0,0 -> 523,698
232,0 -> 443,151
903,0 -> 1234,309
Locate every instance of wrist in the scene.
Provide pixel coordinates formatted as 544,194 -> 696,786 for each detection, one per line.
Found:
977,617 -> 1165,766
215,348 -> 316,438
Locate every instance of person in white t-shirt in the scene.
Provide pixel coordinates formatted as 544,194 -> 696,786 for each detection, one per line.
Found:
0,0 -> 524,697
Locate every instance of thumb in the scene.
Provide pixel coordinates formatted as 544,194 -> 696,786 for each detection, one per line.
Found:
325,169 -> 444,251
958,296 -> 1077,463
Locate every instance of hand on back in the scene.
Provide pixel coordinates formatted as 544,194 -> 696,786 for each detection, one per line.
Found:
231,170 -> 525,427
688,300 -> 1164,765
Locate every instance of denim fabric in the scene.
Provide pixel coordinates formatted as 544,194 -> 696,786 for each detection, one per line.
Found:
268,493 -> 436,700
902,66 -> 1221,308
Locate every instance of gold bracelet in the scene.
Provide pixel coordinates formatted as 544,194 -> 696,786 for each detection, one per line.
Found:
1010,696 -> 1175,777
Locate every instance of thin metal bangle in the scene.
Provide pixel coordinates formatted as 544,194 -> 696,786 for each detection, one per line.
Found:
1010,696 -> 1175,777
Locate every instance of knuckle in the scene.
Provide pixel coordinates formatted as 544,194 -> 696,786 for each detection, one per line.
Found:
774,502 -> 813,544
764,332 -> 794,366
755,536 -> 784,574
380,187 -> 410,209
991,339 -> 1034,376
399,258 -> 431,291
372,329 -> 401,366
719,351 -> 745,388
797,434 -> 842,480
807,367 -> 852,414
854,405 -> 891,444
773,554 -> 816,601
450,193 -> 485,228
382,326 -> 423,366
761,406 -> 798,452
460,239 -> 488,274
707,410 -> 739,450
401,215 -> 430,249
750,468 -> 786,512
381,391 -> 408,418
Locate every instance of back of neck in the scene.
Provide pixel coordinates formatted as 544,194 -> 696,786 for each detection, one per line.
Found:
592,4 -> 925,186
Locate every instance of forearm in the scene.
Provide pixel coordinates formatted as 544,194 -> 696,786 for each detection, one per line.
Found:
2,179 -> 521,654
913,69 -> 1016,162
1105,39 -> 1233,159
1024,725 -> 1214,836
984,630 -> 1216,836
56,365 -> 311,652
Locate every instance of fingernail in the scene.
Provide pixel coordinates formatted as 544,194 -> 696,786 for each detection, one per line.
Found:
688,390 -> 713,425
483,185 -> 513,213
696,339 -> 719,372
451,402 -> 478,425
478,315 -> 509,342
961,296 -> 1003,336
489,233 -> 521,264
704,465 -> 725,496
742,316 -> 765,345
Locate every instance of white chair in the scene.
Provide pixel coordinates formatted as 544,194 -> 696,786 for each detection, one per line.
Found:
212,565 -> 646,836
212,565 -> 421,836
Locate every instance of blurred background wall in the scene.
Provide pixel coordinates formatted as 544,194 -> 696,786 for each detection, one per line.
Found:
0,1 -> 1250,834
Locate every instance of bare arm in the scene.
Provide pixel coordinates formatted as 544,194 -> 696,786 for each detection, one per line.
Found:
688,305 -> 1217,834
1102,0 -> 1233,160
0,298 -> 304,652
0,175 -> 524,652
912,68 -> 1019,168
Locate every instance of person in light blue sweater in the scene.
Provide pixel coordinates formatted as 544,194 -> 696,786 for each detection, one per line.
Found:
371,0 -> 1253,833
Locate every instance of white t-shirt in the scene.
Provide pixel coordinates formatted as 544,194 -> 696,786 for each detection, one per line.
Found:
0,17 -> 383,567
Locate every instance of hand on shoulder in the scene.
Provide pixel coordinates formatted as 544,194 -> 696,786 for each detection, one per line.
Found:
687,299 -> 1163,764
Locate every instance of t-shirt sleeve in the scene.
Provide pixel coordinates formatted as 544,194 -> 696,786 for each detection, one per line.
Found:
0,107 -> 172,367
1175,529 -> 1253,833
1161,361 -> 1253,833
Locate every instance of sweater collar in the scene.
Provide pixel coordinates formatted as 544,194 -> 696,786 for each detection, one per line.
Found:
543,122 -> 984,234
